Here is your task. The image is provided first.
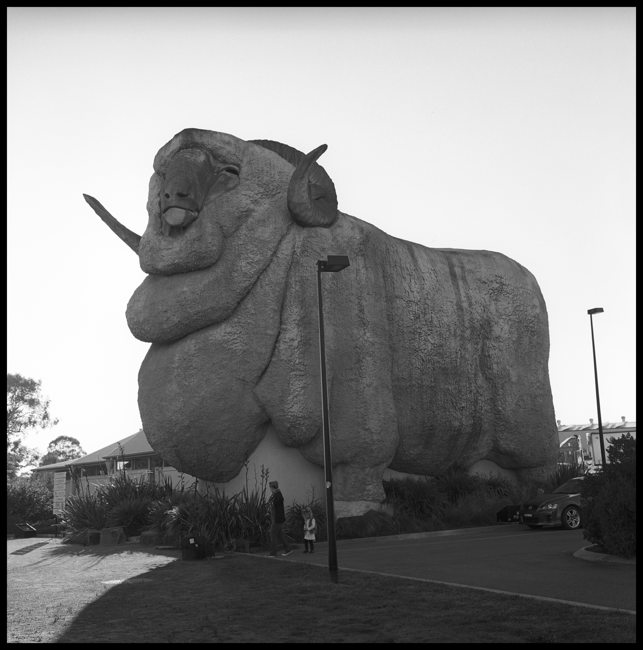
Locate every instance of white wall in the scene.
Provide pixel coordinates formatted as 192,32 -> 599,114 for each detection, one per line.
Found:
152,428 -> 325,508
211,427 -> 325,508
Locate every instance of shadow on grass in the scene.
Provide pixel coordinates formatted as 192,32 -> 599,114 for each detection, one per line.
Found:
55,555 -> 343,643
52,552 -> 637,644
8,538 -> 183,572
44,541 -> 182,559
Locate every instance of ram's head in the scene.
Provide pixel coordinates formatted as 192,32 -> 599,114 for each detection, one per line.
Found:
84,129 -> 340,344
85,128 -> 339,275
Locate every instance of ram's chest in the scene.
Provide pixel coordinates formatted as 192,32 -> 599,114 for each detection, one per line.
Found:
142,282 -> 283,395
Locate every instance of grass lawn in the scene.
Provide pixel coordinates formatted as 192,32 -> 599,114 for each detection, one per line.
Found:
40,552 -> 636,643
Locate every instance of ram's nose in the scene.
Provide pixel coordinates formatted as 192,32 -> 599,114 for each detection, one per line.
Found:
160,177 -> 200,230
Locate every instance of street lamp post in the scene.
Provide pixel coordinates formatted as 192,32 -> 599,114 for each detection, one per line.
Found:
316,255 -> 350,584
587,307 -> 606,467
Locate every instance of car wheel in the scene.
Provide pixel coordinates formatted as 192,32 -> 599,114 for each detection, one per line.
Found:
561,505 -> 582,530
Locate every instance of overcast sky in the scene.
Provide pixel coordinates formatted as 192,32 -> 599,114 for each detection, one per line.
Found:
7,7 -> 636,461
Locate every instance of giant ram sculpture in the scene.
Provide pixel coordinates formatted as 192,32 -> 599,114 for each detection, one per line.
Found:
85,128 -> 558,516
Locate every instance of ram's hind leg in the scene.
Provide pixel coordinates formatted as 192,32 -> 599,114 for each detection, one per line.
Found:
332,463 -> 393,518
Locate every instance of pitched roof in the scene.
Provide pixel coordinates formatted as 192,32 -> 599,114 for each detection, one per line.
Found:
100,429 -> 154,459
32,429 -> 154,472
30,458 -> 70,472
557,420 -> 636,433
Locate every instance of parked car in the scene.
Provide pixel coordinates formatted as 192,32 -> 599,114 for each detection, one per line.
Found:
519,476 -> 584,530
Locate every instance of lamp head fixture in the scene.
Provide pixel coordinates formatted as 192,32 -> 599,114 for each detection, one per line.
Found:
318,255 -> 350,272
587,307 -> 604,315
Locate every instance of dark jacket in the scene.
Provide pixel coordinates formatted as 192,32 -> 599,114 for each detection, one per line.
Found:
270,490 -> 286,524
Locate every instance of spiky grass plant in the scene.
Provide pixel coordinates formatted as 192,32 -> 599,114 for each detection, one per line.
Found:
63,492 -> 108,530
105,496 -> 153,537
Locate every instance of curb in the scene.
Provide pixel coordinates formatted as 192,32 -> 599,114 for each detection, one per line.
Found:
573,545 -> 636,565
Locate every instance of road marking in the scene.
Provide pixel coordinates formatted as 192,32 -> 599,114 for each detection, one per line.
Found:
256,553 -> 635,616
335,566 -> 637,616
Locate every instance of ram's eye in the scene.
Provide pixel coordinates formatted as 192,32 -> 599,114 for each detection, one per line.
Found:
223,166 -> 240,176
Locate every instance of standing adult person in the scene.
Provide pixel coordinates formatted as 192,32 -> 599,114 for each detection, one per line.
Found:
268,481 -> 293,557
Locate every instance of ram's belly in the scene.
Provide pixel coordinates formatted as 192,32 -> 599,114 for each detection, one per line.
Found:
137,320 -> 273,482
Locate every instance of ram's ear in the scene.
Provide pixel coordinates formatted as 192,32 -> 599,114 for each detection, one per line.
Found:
287,145 -> 338,227
83,194 -> 141,253
209,164 -> 241,195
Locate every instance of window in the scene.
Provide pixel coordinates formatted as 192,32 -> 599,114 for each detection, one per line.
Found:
83,464 -> 106,476
132,457 -> 151,470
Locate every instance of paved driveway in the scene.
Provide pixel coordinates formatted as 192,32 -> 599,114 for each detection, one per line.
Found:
284,524 -> 636,613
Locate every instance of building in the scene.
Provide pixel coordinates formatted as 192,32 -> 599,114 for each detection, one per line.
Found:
31,428 -> 324,515
556,417 -> 636,467
31,430 -> 171,514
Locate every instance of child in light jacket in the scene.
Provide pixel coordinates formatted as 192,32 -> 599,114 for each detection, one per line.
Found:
303,507 -> 316,553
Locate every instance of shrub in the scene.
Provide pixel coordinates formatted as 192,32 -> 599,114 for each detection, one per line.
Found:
436,465 -> 482,504
543,463 -> 586,494
483,474 -> 514,499
582,434 -> 636,558
161,491 -> 224,553
59,467 -> 277,551
156,477 -> 274,552
383,476 -> 448,524
228,463 -> 272,547
148,496 -> 178,535
201,486 -> 241,548
105,496 -> 153,537
62,474 -> 176,538
380,469 -> 534,534
607,433 -> 636,470
7,476 -> 53,530
442,489 -> 510,529
101,473 -> 174,511
147,492 -> 194,545
234,486 -> 271,547
63,491 -> 108,530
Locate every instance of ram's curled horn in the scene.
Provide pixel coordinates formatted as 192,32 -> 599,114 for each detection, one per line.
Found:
250,139 -> 338,227
83,193 -> 142,254
287,144 -> 338,227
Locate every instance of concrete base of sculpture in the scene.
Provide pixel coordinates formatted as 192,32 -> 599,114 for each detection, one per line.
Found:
334,500 -> 393,519
466,459 -> 521,482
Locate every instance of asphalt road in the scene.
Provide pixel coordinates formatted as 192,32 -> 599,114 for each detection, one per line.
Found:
285,524 -> 636,614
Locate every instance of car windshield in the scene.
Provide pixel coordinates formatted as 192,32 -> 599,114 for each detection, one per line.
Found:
553,478 -> 584,494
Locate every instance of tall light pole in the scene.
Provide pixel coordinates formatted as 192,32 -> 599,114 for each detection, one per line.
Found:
316,255 -> 350,584
587,307 -> 606,467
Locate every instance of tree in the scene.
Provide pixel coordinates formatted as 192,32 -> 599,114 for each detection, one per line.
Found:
7,373 -> 58,478
39,435 -> 85,466
582,434 -> 636,558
